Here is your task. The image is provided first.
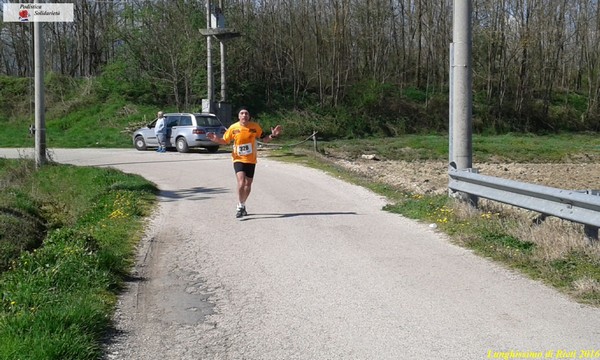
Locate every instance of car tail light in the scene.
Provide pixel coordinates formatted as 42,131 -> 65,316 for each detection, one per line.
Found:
193,128 -> 206,134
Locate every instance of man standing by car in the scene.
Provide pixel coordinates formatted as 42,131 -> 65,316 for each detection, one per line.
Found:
155,111 -> 167,153
207,107 -> 282,218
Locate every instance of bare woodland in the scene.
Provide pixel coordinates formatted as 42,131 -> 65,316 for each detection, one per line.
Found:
1,0 -> 599,131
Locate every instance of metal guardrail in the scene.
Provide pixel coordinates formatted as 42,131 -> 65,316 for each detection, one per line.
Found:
448,164 -> 600,240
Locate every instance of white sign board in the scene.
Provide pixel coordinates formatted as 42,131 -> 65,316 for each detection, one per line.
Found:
3,3 -> 74,22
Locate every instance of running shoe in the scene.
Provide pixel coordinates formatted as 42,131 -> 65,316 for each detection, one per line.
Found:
235,205 -> 247,218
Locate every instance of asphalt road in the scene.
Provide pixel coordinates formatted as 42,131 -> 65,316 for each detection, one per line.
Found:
1,148 -> 599,360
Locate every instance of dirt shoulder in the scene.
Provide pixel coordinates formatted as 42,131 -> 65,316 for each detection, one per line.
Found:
325,155 -> 600,195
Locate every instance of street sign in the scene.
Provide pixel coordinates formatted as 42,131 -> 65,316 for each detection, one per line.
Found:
3,3 -> 74,22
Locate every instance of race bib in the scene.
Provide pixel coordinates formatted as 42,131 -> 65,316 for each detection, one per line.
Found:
236,143 -> 253,156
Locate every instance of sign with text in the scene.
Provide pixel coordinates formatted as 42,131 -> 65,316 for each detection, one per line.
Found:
3,3 -> 74,22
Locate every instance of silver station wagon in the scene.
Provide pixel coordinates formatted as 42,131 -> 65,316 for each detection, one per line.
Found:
133,112 -> 227,153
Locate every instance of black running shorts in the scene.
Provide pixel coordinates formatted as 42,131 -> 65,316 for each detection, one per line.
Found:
233,162 -> 256,178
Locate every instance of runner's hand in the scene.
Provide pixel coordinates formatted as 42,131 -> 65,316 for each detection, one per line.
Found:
271,125 -> 282,137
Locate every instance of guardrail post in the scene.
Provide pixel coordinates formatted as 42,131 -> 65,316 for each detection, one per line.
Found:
582,190 -> 599,243
584,225 -> 598,242
449,163 -> 478,207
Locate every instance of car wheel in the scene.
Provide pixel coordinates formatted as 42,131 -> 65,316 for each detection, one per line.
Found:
134,136 -> 147,151
206,146 -> 219,153
176,137 -> 189,153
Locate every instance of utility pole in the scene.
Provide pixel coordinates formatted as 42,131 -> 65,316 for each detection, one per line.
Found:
205,0 -> 214,109
451,0 -> 473,171
3,3 -> 74,168
450,0 -> 476,204
219,0 -> 227,103
200,0 -> 240,125
34,20 -> 46,168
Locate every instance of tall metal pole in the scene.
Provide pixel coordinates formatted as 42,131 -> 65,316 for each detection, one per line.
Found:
449,42 -> 454,164
220,42 -> 227,101
206,0 -> 214,105
451,0 -> 472,170
34,20 -> 47,168
219,0 -> 227,102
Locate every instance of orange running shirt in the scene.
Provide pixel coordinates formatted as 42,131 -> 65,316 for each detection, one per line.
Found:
223,121 -> 265,164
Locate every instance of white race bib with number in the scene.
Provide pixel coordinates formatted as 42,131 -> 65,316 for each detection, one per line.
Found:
236,143 -> 253,156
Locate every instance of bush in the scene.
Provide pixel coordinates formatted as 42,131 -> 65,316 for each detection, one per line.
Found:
0,208 -> 46,272
95,60 -> 168,105
0,76 -> 31,119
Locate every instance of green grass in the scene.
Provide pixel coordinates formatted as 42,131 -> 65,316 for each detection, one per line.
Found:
0,158 -> 157,359
319,132 -> 600,163
0,98 -> 162,149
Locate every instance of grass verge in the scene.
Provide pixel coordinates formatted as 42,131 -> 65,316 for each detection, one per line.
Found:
0,157 -> 157,359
